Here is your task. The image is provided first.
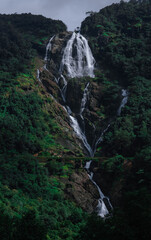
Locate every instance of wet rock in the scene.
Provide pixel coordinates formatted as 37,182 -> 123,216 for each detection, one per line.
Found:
47,31 -> 72,74
40,71 -> 61,100
64,171 -> 99,213
89,82 -> 103,111
66,79 -> 84,113
91,160 -> 130,207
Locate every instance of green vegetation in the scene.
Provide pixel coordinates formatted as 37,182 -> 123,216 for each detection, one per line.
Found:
0,13 -> 87,240
1,1 -> 151,239
0,154 -> 87,240
80,0 -> 151,239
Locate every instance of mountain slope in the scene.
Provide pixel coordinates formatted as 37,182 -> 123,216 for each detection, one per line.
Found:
79,1 -> 151,239
0,14 -> 91,240
0,1 -> 151,239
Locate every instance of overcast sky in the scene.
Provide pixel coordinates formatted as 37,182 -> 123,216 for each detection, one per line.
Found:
0,0 -> 126,30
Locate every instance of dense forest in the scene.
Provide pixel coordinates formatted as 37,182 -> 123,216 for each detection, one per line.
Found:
0,1 -> 151,239
0,13 -> 88,240
81,0 -> 151,239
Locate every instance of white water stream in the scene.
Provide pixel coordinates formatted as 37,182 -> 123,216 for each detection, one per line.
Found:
42,32 -> 128,218
44,36 -> 55,62
59,32 -> 112,217
37,36 -> 55,83
80,83 -> 89,116
117,89 -> 128,116
60,32 -> 95,78
37,69 -> 41,82
57,33 -> 94,156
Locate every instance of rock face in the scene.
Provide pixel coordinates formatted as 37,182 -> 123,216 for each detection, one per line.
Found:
39,31 -> 107,154
37,31 -> 113,213
66,79 -> 84,114
64,170 -> 99,213
41,70 -> 61,99
84,82 -> 104,147
47,31 -> 72,76
92,170 -> 123,207
90,159 -> 132,207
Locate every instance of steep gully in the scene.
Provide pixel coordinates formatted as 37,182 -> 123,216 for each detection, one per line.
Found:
37,32 -> 128,217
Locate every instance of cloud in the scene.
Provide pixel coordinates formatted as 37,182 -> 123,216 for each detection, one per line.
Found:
0,0 -> 123,30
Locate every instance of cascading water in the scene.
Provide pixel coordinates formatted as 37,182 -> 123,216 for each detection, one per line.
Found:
60,32 -> 95,78
117,89 -> 128,116
80,83 -> 89,116
59,32 -> 112,217
69,115 -> 93,156
58,74 -> 68,102
37,36 -> 54,83
85,128 -> 113,218
57,32 -> 95,156
87,88 -> 128,217
77,82 -> 90,135
43,31 -> 121,218
37,69 -> 41,82
44,36 -> 55,62
84,122 -> 112,218
93,124 -> 111,154
85,161 -> 110,217
85,88 -> 129,217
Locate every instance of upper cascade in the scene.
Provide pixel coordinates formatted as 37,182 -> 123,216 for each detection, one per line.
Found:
44,35 -> 55,61
60,32 -> 95,78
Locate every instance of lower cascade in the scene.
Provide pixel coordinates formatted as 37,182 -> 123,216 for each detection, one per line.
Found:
38,31 -> 129,218
85,161 -> 113,217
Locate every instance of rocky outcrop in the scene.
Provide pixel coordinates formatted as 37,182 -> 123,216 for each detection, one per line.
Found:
37,34 -> 105,158
38,31 -> 107,153
47,31 -> 72,76
63,170 -> 99,213
40,70 -> 61,99
90,159 -> 132,207
65,78 -> 106,148
92,169 -> 123,207
84,82 -> 104,147
66,79 -> 86,114
36,31 -> 117,213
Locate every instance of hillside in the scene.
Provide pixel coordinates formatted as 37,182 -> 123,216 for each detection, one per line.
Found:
80,0 -> 151,238
0,1 -> 151,239
0,13 -> 89,240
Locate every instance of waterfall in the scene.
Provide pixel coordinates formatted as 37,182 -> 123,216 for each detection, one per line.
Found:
37,69 -> 41,82
69,115 -> 93,156
37,36 -> 54,82
59,74 -> 68,102
117,89 -> 128,116
41,33 -> 93,155
80,83 -> 90,116
44,36 -> 55,70
44,36 -> 55,61
94,124 -> 111,154
56,32 -> 95,156
62,106 -> 93,156
60,32 -> 95,78
43,31 -> 113,217
85,88 -> 129,217
85,161 -> 113,218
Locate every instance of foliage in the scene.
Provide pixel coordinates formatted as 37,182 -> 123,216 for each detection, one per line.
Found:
81,1 -> 151,239
0,13 -> 86,240
1,1 -> 151,239
0,154 -> 87,239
